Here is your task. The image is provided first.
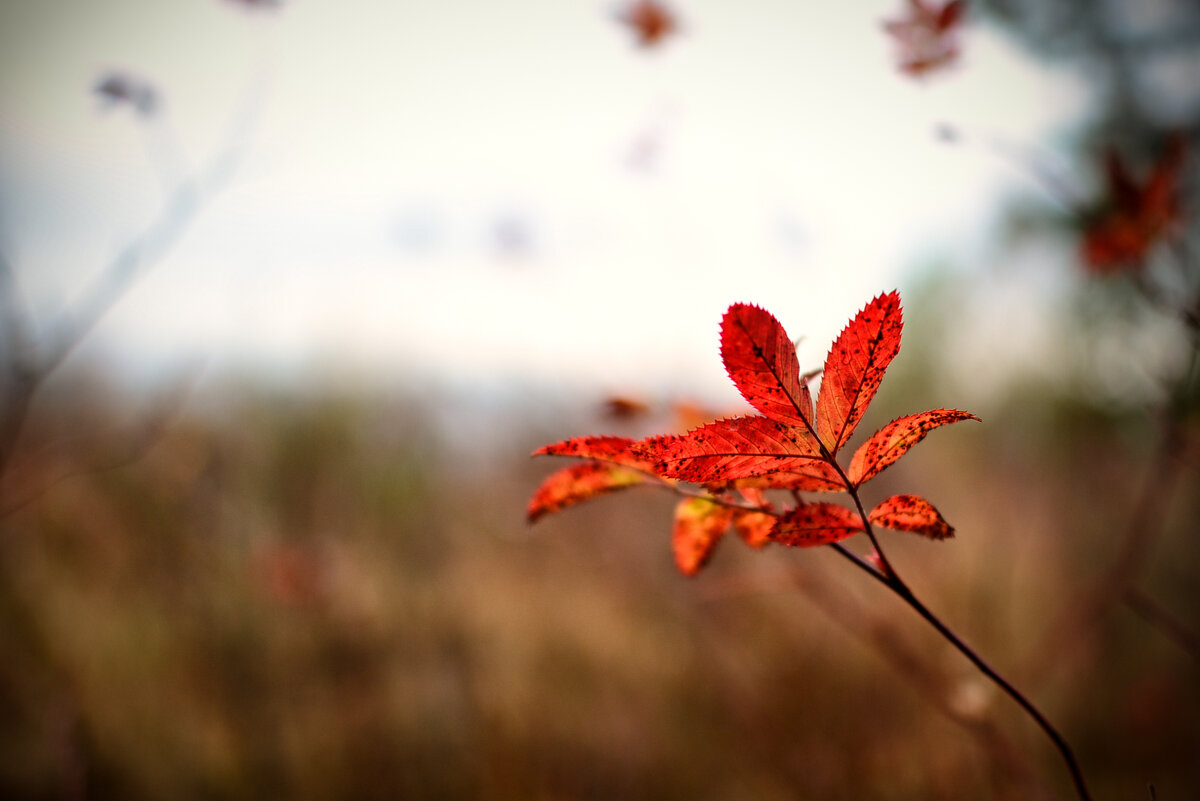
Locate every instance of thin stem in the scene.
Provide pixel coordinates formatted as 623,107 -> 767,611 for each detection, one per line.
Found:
1124,586 -> 1200,661
834,484 -> 1093,801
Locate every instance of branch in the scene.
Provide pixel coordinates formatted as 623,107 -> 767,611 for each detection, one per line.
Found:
838,482 -> 1093,801
1124,586 -> 1200,661
0,81 -> 252,489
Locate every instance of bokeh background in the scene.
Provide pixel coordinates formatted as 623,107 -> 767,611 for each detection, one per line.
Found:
1,0 -> 1198,798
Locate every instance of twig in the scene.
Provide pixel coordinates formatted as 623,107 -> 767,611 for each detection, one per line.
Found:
834,485 -> 1094,801
699,559 -> 1053,799
1124,585 -> 1200,661
0,77 -> 253,491
1022,407 -> 1190,686
0,370 -> 199,519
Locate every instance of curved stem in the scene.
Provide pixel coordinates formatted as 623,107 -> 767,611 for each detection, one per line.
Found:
833,486 -> 1093,801
651,463 -> 1093,798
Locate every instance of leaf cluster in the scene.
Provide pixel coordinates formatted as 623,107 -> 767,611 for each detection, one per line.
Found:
529,292 -> 978,575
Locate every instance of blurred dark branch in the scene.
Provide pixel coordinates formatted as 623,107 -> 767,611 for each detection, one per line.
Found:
1022,422 -> 1187,684
0,250 -> 39,481
42,124 -> 243,380
700,561 -> 1054,800
0,79 -> 255,493
0,370 -> 199,519
1023,307 -> 1199,679
1124,586 -> 1200,661
785,561 -> 1056,801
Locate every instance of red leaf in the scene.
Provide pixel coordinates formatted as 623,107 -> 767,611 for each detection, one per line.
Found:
601,396 -> 652,420
883,0 -> 965,77
724,461 -> 845,493
937,0 -> 966,31
721,303 -> 815,429
617,0 -> 678,48
534,435 -> 655,471
732,487 -> 774,548
771,503 -> 864,547
1082,137 -> 1186,273
527,462 -> 647,523
815,292 -> 903,454
673,497 -> 735,575
847,409 -> 979,486
868,494 -> 954,540
638,415 -> 823,484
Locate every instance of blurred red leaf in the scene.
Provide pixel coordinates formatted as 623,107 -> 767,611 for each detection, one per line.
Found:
224,0 -> 283,10
673,497 -> 735,575
601,395 -> 652,420
883,0 -> 966,77
847,409 -> 979,486
618,0 -> 678,48
1082,137 -> 1187,273
868,494 -> 954,540
721,303 -> 815,429
772,503 -> 864,547
250,542 -> 328,607
815,291 -> 903,454
731,487 -> 774,548
528,462 -> 648,522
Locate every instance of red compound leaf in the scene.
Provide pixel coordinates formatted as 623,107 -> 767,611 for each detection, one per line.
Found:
673,497 -> 735,575
527,462 -> 648,523
721,303 -> 815,429
815,292 -> 904,455
772,503 -> 864,547
868,494 -> 955,540
637,415 -> 823,484
534,435 -> 655,471
847,409 -> 979,486
722,460 -> 845,493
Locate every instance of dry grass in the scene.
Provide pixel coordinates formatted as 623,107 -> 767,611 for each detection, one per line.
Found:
0,377 -> 1196,800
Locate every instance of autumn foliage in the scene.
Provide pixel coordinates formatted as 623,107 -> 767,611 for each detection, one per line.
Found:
883,0 -> 966,77
1081,137 -> 1187,273
529,292 -> 977,575
617,0 -> 679,49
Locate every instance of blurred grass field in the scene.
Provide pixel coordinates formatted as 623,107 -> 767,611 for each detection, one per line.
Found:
0,354 -> 1197,800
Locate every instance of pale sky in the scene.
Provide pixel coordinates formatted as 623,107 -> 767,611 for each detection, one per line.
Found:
0,0 -> 1092,401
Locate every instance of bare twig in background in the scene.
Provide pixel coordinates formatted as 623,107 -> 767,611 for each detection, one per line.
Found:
698,561 -> 1054,801
1021,431 -> 1188,684
0,369 -> 201,519
0,71 -> 258,495
1124,586 -> 1200,661
1022,320 -> 1200,681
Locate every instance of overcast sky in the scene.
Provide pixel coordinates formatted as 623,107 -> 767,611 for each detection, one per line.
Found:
0,0 -> 1092,402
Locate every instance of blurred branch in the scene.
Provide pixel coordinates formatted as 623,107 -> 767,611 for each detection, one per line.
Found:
1022,315 -> 1199,680
700,560 -> 1054,800
1124,586 -> 1200,662
1022,424 -> 1187,683
0,369 -> 200,519
0,251 -> 39,478
0,76 -> 255,492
